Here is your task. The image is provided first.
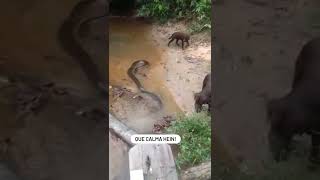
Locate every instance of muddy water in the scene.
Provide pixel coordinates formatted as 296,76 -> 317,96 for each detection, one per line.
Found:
109,18 -> 181,115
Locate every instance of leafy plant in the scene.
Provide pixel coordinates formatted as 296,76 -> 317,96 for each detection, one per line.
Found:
166,111 -> 211,169
137,0 -> 211,32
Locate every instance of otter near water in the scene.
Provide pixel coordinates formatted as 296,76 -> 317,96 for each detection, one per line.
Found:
168,32 -> 190,50
127,60 -> 163,109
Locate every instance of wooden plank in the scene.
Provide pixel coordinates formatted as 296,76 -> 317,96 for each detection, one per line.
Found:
129,144 -> 178,180
109,113 -> 137,146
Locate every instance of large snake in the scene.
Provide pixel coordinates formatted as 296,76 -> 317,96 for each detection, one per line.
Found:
57,0 -> 108,96
127,60 -> 163,108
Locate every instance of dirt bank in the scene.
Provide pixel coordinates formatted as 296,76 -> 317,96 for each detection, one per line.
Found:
151,22 -> 211,114
108,18 -> 179,135
109,18 -> 211,126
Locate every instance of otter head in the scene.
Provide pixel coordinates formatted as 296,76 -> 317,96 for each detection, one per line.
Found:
133,59 -> 150,69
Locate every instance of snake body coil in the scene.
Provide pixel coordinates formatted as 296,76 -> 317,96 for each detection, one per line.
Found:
127,60 -> 163,108
57,0 -> 107,96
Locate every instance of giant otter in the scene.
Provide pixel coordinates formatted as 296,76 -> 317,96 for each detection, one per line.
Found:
267,38 -> 320,163
168,32 -> 190,50
194,73 -> 211,113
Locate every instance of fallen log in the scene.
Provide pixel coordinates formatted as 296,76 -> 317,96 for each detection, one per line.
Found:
109,113 -> 137,146
180,160 -> 211,180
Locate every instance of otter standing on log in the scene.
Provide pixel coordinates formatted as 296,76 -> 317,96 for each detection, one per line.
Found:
127,60 -> 163,109
168,32 -> 190,50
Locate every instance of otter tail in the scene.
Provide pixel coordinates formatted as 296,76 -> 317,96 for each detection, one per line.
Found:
168,34 -> 173,39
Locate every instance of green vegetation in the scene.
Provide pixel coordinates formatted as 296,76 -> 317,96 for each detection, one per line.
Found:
166,111 -> 211,170
137,0 -> 211,33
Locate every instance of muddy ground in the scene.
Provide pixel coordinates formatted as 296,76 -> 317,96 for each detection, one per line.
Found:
213,0 -> 320,174
108,19 -> 211,119
108,18 -> 211,127
152,22 -> 211,114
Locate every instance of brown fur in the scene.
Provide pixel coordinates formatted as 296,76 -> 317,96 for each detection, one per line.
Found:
168,32 -> 190,50
194,73 -> 211,113
267,37 -> 320,163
